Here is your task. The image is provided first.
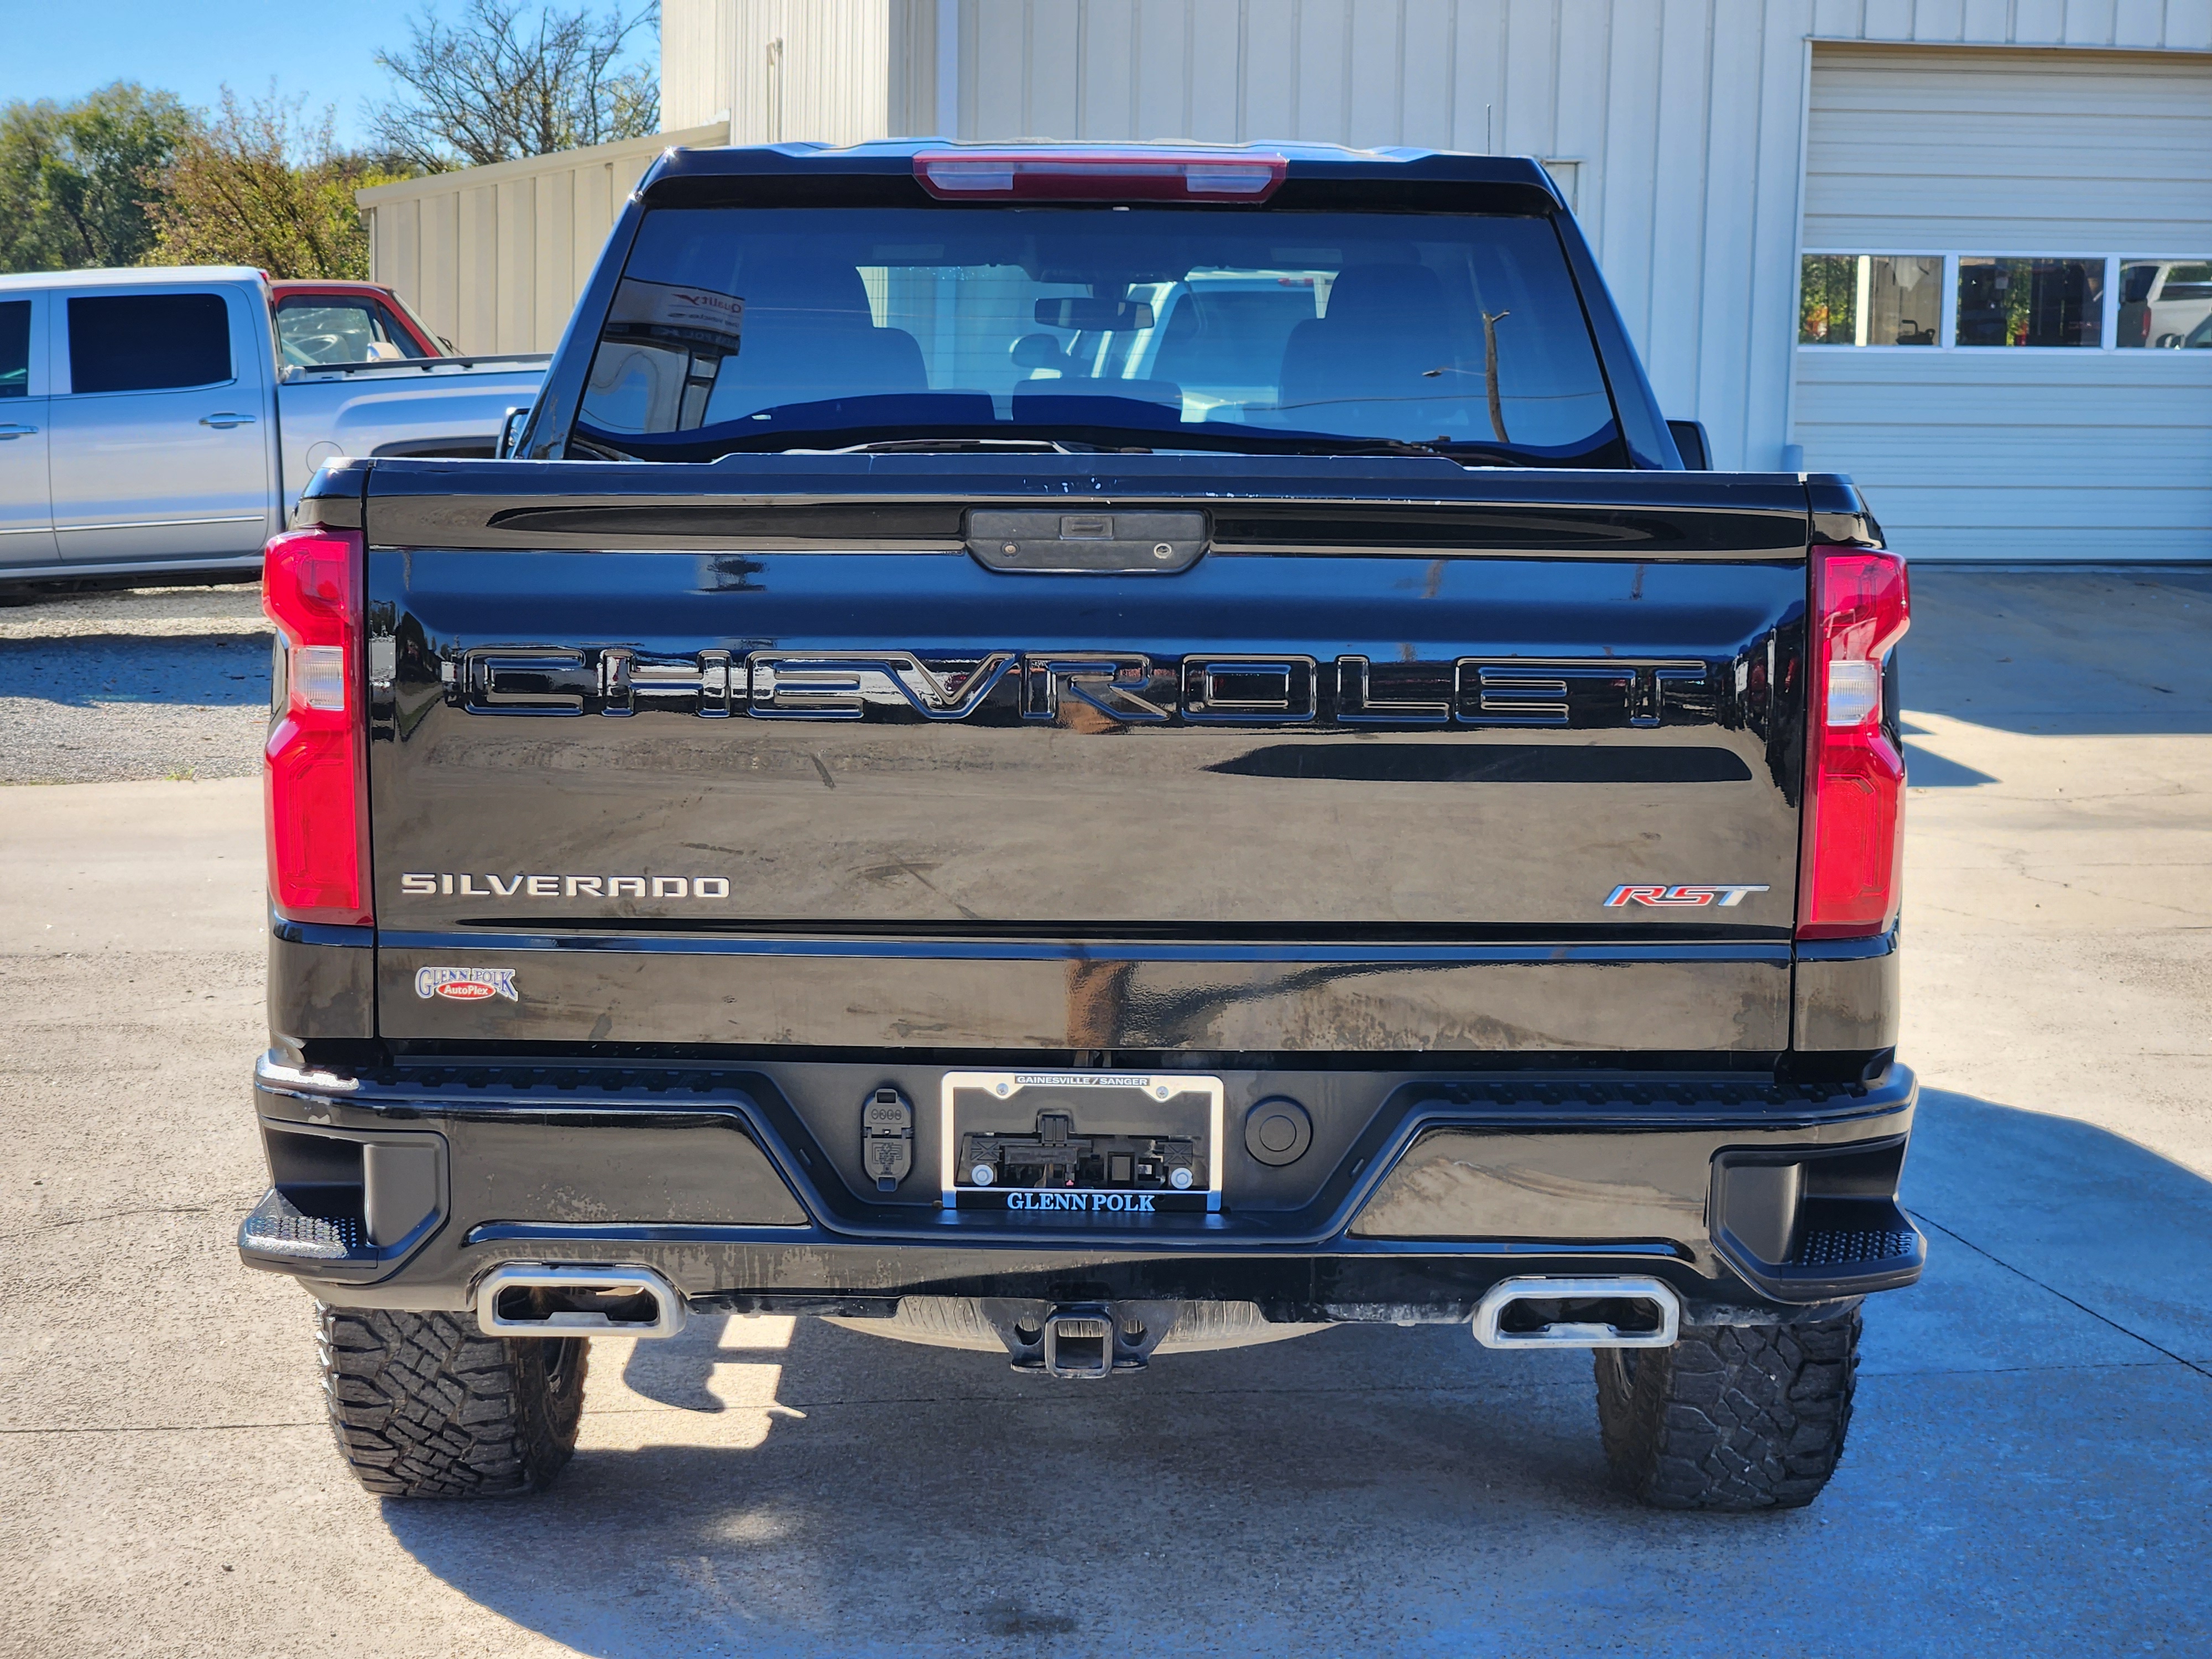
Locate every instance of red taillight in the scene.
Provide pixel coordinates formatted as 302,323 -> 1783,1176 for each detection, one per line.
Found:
262,527 -> 369,926
913,148 -> 1287,202
1798,547 -> 1911,940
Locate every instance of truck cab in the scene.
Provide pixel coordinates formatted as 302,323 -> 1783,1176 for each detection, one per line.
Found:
0,265 -> 544,596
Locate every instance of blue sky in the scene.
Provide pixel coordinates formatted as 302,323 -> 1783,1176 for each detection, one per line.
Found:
0,0 -> 648,149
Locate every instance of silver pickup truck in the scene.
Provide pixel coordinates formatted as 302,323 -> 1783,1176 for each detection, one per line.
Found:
0,265 -> 545,593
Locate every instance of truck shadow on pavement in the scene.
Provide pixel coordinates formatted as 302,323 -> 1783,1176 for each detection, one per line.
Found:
1906,568 -> 2212,737
1900,729 -> 1999,787
0,633 -> 269,708
373,1087 -> 2212,1659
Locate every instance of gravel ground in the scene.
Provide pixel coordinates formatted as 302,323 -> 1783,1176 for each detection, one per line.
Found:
0,585 -> 270,785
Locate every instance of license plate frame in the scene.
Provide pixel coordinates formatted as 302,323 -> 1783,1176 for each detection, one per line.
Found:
938,1070 -> 1226,1215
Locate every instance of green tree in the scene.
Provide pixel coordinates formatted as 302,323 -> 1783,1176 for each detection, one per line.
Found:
1799,254 -> 1857,346
0,82 -> 196,272
145,89 -> 404,279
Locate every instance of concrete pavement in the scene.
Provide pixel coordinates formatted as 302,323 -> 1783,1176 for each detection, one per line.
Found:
1,568 -> 2208,1657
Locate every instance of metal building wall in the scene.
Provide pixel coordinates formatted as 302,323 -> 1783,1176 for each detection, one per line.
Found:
357,124 -> 731,356
664,0 -> 738,129
665,0 -> 900,142
889,0 -> 950,135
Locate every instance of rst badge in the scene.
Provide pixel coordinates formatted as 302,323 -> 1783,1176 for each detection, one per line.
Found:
1605,884 -> 1769,908
415,966 -> 519,1002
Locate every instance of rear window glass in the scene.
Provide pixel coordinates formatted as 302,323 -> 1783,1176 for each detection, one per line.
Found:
69,293 -> 232,394
276,295 -> 429,366
574,205 -> 1621,466
2158,261 -> 2212,300
1955,258 -> 2104,348
0,301 -> 27,398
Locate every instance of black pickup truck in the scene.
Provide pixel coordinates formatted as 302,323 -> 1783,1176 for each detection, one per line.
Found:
243,140 -> 1917,1511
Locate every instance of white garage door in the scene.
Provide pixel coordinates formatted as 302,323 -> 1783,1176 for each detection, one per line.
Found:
1794,46 -> 2212,561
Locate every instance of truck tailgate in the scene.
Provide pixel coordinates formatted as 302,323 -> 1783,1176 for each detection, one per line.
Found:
363,457 -> 1811,1053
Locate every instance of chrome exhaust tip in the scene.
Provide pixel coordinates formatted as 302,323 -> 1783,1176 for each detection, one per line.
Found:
475,1262 -> 688,1339
1472,1275 -> 1681,1350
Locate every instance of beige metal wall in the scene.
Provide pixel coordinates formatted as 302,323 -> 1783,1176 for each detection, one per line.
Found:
662,0 -> 906,140
357,123 -> 730,356
664,0 -> 739,131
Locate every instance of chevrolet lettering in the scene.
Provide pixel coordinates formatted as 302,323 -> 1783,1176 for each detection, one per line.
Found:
247,139 -> 1918,1516
454,645 -> 1717,729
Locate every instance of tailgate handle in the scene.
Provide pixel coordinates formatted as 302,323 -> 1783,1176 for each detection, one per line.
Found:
966,509 -> 1206,573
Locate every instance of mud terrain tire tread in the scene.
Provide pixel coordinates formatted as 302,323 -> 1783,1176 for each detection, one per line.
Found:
316,1305 -> 588,1498
1594,1310 -> 1859,1511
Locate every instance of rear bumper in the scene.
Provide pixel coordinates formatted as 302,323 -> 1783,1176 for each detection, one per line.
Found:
240,1052 -> 1922,1319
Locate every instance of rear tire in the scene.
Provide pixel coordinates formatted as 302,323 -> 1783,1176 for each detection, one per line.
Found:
1593,1309 -> 1859,1511
316,1305 -> 588,1498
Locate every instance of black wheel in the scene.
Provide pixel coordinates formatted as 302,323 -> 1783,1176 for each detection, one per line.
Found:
1593,1308 -> 1859,1511
316,1305 -> 589,1498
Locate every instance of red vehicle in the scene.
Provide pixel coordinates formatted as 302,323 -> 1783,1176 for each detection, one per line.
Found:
268,279 -> 455,367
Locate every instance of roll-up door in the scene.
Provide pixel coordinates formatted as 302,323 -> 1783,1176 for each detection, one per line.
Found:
1794,46 -> 2212,560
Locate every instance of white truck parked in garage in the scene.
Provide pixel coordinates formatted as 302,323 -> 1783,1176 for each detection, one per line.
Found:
0,266 -> 544,594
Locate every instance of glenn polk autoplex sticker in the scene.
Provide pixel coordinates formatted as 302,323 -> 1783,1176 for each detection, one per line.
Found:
414,966 -> 519,1003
